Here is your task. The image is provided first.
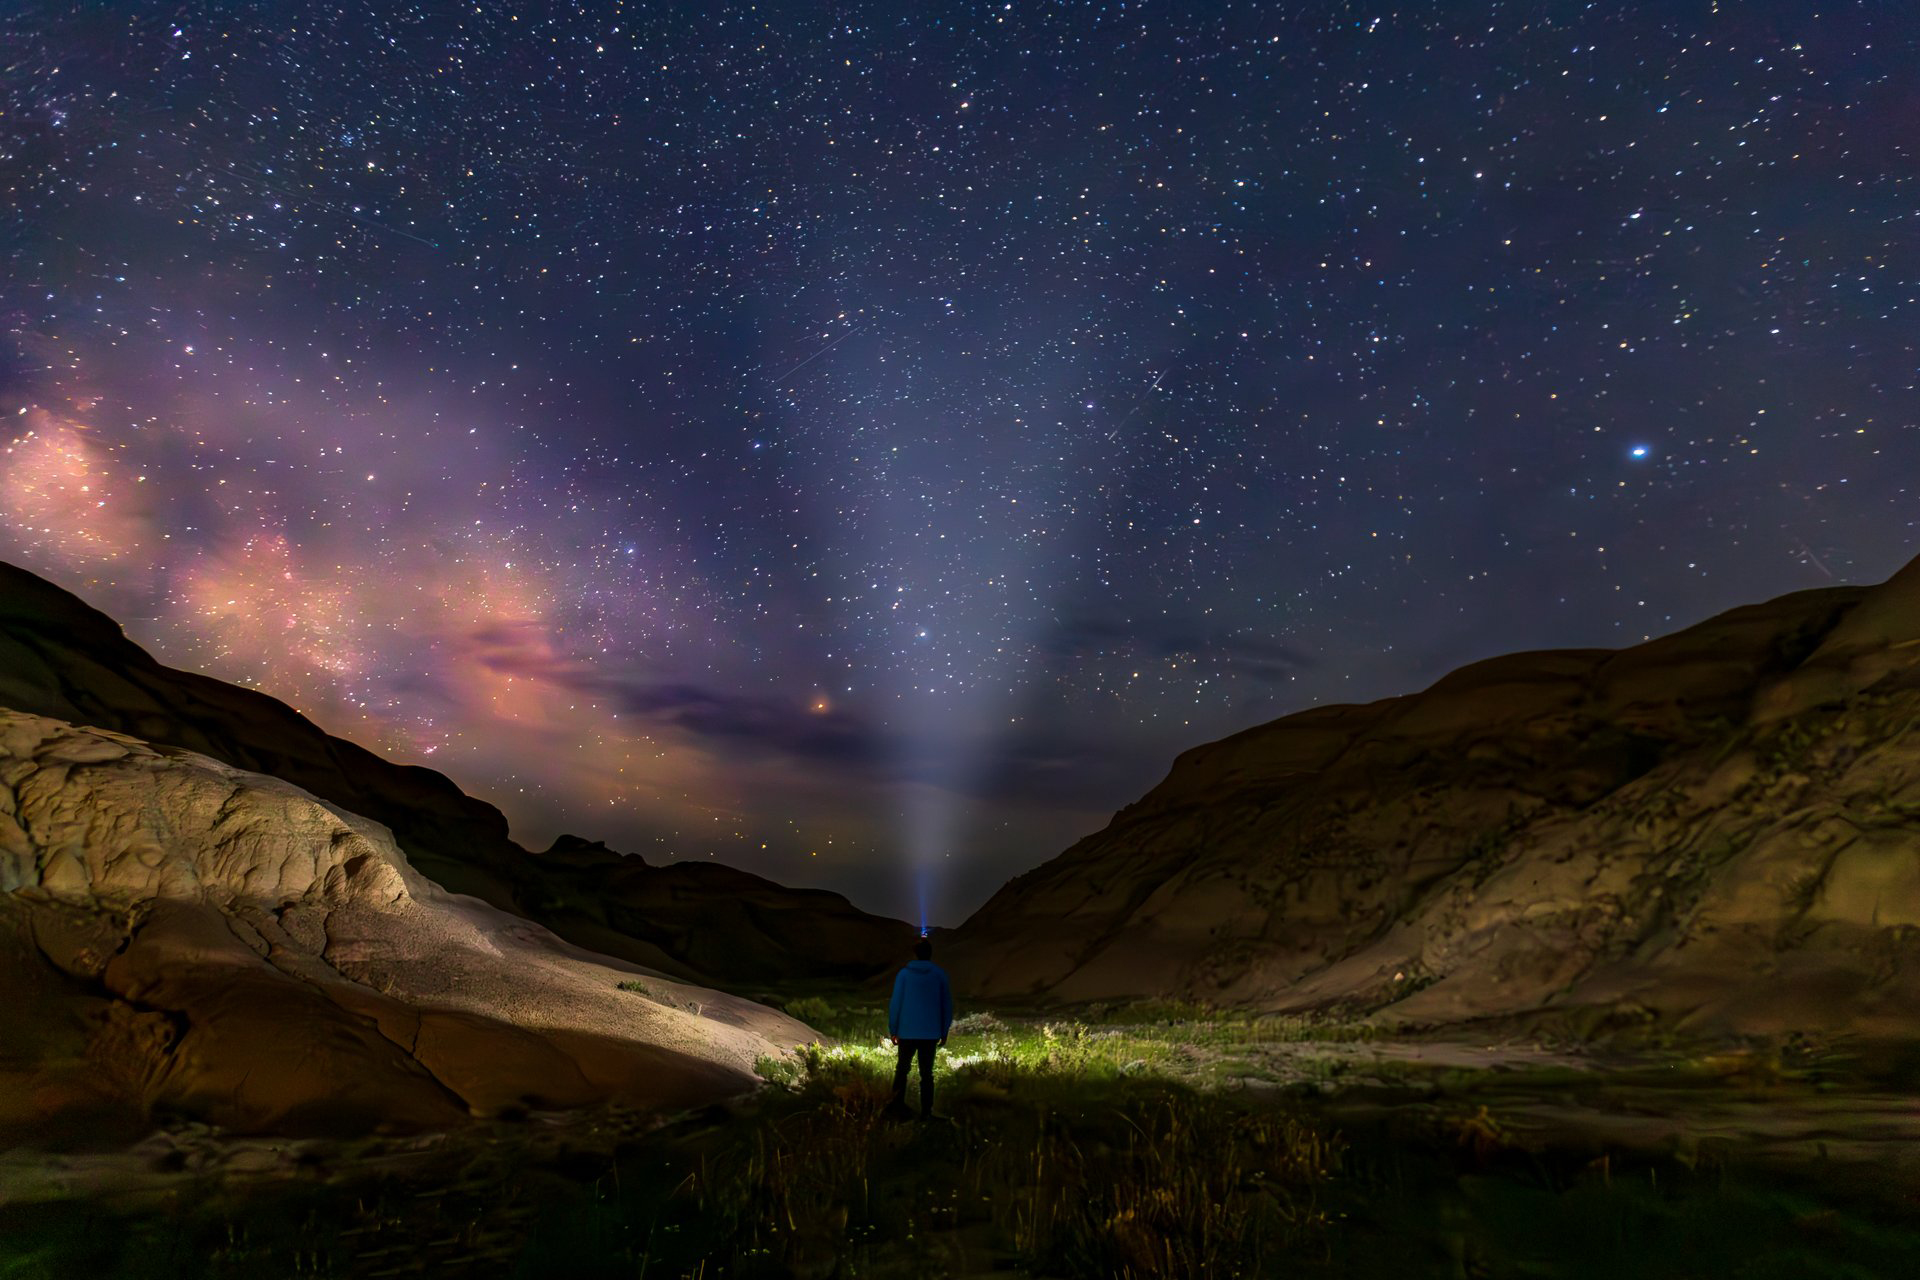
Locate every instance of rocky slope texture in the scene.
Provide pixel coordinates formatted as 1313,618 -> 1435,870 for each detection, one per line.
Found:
0,561 -> 914,985
0,709 -> 814,1140
948,555 -> 1920,1040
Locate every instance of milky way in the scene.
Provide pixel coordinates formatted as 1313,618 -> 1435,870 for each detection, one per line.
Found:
3,2 -> 1915,921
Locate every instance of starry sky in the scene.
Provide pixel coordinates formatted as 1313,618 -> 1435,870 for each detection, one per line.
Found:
3,1 -> 1915,924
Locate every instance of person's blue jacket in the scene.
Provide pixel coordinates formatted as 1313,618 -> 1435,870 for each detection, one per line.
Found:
888,959 -> 954,1041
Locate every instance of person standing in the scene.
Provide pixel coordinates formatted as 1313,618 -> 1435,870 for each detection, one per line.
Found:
887,938 -> 953,1120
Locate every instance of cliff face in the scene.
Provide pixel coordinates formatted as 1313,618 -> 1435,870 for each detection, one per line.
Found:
0,710 -> 812,1139
947,557 -> 1920,1039
0,561 -> 914,985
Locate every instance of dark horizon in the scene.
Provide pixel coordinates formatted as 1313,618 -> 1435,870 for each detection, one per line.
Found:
4,1 -> 1915,924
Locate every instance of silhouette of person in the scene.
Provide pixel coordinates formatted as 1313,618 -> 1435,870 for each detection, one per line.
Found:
887,938 -> 953,1120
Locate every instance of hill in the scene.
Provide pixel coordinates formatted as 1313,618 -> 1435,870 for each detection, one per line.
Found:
0,561 -> 914,986
947,555 -> 1920,1040
0,708 -> 811,1139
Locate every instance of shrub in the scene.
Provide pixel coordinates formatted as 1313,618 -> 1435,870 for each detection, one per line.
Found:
1040,1021 -> 1094,1072
753,1054 -> 802,1089
950,1011 -> 1005,1036
784,995 -> 835,1027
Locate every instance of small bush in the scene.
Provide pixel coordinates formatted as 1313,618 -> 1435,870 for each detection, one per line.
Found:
616,979 -> 651,997
784,995 -> 835,1026
1120,998 -> 1218,1024
1040,1021 -> 1094,1072
753,1054 -> 802,1088
950,1011 -> 1005,1036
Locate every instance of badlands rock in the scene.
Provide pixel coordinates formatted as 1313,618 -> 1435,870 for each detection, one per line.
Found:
0,560 -> 914,984
947,556 -> 1920,1040
0,710 -> 813,1139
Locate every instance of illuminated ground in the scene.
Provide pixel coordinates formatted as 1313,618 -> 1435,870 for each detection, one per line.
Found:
5,1002 -> 1919,1278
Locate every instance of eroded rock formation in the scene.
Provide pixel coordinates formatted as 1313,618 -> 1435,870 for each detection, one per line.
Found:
0,561 -> 914,984
947,556 -> 1920,1039
0,710 -> 811,1139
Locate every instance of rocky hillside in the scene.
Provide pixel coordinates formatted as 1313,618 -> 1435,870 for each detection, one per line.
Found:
0,709 -> 812,1140
0,561 -> 914,985
947,555 -> 1920,1040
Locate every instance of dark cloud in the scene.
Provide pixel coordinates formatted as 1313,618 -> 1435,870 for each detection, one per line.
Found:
480,639 -> 1146,809
961,723 -> 1162,809
1044,615 -> 1316,682
609,682 -> 882,765
477,651 -> 884,765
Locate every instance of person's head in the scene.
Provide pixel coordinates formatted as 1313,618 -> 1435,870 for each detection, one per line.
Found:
913,939 -> 933,962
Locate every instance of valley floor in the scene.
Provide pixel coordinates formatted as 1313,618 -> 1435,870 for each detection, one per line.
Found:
4,1003 -> 1920,1278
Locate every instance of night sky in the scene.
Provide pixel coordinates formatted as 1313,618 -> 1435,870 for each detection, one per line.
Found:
3,2 -> 1914,924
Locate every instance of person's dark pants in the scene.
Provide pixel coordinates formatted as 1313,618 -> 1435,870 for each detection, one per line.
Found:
891,1039 -> 937,1116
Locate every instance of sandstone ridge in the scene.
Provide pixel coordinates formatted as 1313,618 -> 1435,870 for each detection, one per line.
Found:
0,561 -> 914,984
0,708 -> 813,1139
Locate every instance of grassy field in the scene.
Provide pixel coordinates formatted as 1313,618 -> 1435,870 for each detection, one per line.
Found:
4,997 -> 1920,1278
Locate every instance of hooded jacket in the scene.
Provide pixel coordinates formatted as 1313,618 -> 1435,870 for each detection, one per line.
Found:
888,959 -> 954,1042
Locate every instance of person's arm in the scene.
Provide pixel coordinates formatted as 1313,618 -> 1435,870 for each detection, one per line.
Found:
888,971 -> 904,1043
939,972 -> 953,1043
